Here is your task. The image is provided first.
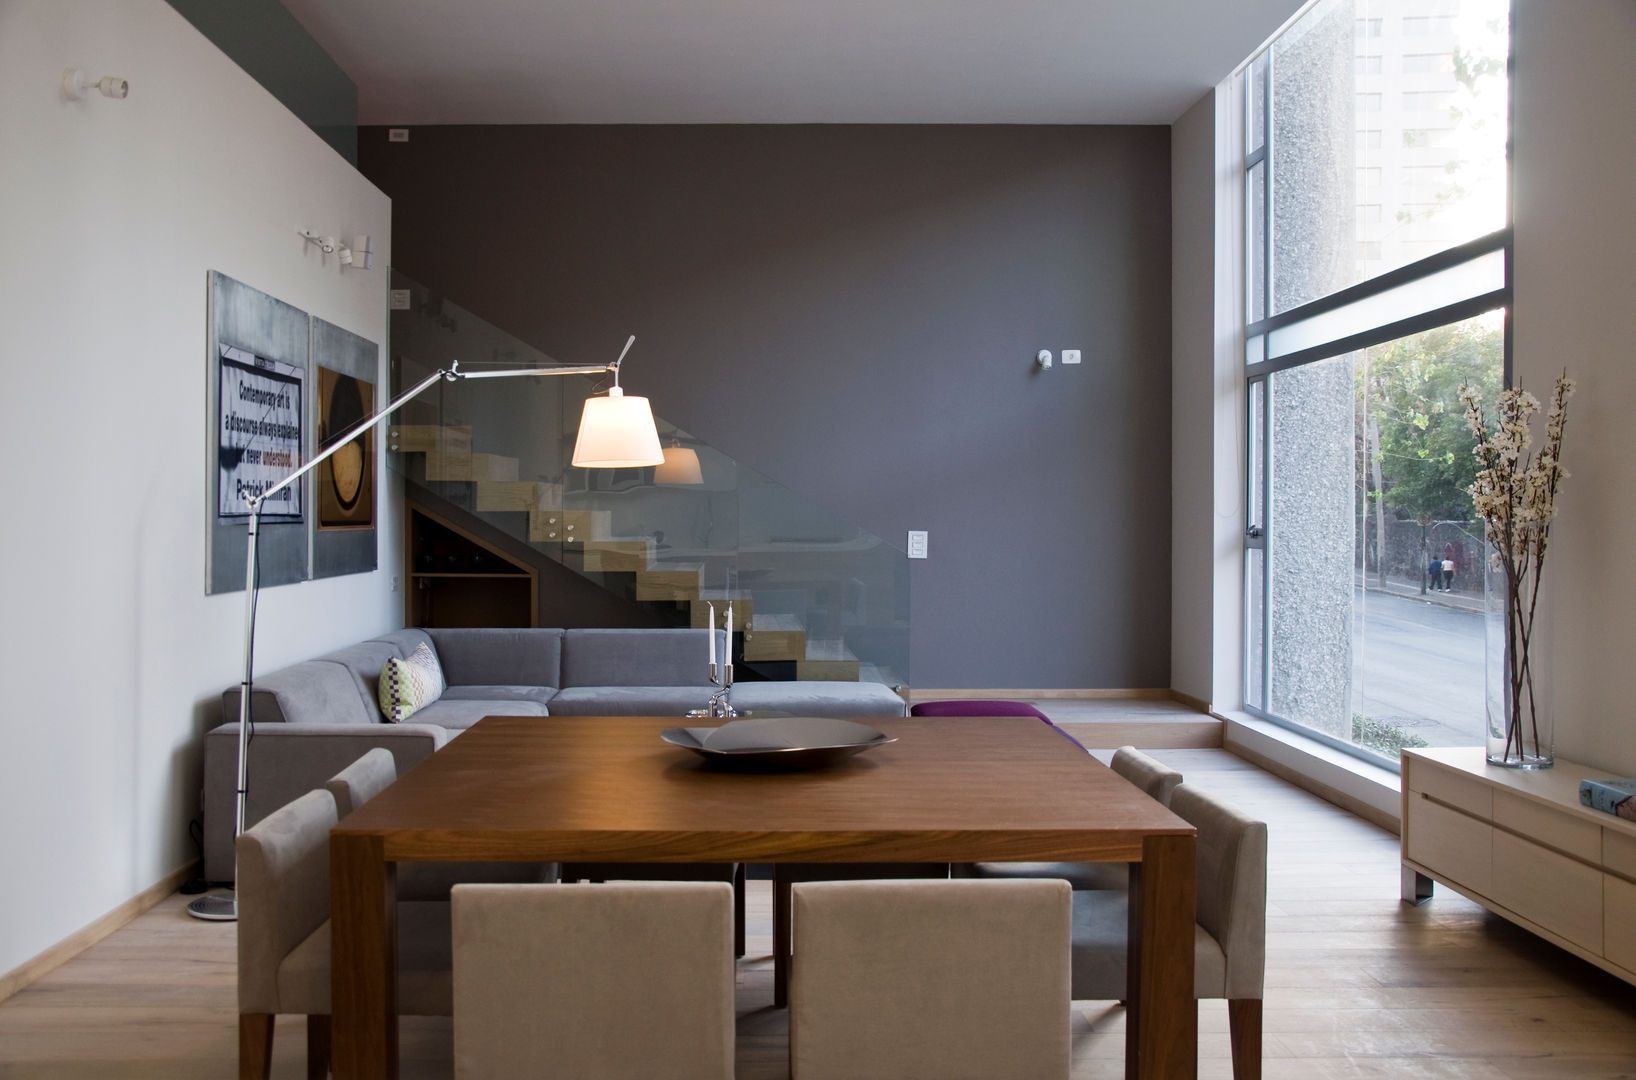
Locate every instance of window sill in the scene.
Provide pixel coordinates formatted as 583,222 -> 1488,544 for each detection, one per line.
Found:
1216,711 -> 1404,833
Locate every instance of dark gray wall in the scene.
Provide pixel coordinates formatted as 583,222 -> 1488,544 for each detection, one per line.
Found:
360,125 -> 1172,689
167,0 -> 357,162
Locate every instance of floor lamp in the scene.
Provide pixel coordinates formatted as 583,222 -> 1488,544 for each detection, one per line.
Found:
187,337 -> 663,920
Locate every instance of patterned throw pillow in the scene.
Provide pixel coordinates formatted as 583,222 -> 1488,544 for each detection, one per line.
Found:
378,642 -> 444,722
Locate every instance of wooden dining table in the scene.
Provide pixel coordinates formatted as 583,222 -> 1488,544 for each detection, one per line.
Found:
329,714 -> 1197,1079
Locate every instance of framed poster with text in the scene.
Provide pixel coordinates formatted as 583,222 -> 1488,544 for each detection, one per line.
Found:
217,344 -> 304,521
205,272 -> 310,594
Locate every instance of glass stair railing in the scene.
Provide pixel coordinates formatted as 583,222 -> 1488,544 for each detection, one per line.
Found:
386,272 -> 910,693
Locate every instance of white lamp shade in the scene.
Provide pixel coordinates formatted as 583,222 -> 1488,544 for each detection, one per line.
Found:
571,387 -> 664,468
654,445 -> 704,485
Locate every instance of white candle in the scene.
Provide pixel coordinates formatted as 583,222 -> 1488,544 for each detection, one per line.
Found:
725,602 -> 732,651
708,603 -> 716,667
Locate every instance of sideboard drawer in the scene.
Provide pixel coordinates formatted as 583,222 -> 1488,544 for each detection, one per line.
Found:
1407,793 -> 1492,895
1492,830 -> 1602,952
1407,759 -> 1492,818
1605,829 -> 1636,880
1493,789 -> 1601,863
1606,875 -> 1636,973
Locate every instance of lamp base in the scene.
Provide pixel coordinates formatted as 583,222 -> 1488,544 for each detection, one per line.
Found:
184,892 -> 237,921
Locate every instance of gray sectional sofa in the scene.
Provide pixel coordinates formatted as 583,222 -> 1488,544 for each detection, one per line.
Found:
202,626 -> 906,881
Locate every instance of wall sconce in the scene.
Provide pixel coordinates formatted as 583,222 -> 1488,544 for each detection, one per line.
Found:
62,68 -> 129,101
298,229 -> 373,271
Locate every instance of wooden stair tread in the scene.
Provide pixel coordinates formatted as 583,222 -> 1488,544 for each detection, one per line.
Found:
636,562 -> 704,581
389,424 -> 471,454
634,562 -> 704,601
748,613 -> 803,632
801,639 -> 856,662
689,596 -> 753,629
475,481 -> 562,512
742,613 -> 807,662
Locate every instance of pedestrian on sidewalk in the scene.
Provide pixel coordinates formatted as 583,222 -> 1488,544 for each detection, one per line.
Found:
1441,557 -> 1455,592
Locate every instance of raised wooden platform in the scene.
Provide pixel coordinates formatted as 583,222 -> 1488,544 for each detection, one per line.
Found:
909,694 -> 1224,750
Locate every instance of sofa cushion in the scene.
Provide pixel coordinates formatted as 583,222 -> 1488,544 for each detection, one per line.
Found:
380,643 -> 446,722
410,698 -> 549,730
370,628 -> 436,660
728,681 -> 908,720
425,628 -> 564,688
223,660 -> 377,727
323,641 -> 410,719
561,628 -> 716,688
440,685 -> 556,708
545,686 -> 712,717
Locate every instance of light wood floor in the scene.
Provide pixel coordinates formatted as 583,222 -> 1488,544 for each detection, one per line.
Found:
2,748 -> 1633,1078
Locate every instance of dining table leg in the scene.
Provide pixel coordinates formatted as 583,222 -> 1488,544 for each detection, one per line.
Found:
331,833 -> 397,1080
1126,832 -> 1197,1080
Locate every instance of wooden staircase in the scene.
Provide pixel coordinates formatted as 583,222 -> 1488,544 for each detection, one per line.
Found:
391,423 -> 867,683
742,614 -> 860,681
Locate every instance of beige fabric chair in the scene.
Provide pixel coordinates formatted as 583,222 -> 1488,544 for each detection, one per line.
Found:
965,745 -> 1183,889
451,882 -> 735,1080
236,788 -> 452,1080
1069,782 -> 1268,1080
326,747 -> 555,900
771,860 -> 948,1007
559,860 -> 746,957
789,878 -> 1071,1080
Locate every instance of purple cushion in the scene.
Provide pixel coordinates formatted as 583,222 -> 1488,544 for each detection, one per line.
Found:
909,699 -> 1086,751
910,699 -> 1052,721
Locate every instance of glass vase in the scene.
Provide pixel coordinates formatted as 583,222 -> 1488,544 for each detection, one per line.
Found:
1484,549 -> 1553,768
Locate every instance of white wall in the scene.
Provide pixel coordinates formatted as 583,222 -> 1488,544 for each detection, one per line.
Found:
0,0 -> 394,978
1171,85 -> 1245,711
1512,0 -> 1636,775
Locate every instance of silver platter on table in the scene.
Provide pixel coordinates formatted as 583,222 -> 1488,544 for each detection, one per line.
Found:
661,716 -> 895,771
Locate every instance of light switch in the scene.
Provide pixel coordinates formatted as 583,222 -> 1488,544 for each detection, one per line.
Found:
907,530 -> 929,559
1062,349 -> 1081,365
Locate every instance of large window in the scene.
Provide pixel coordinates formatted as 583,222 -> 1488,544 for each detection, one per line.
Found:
1242,0 -> 1510,764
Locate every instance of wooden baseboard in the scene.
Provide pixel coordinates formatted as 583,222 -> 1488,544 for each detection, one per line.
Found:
1169,689 -> 1209,713
911,688 -> 1176,702
0,860 -> 199,1005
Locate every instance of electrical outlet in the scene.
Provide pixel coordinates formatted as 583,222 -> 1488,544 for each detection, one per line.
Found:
907,530 -> 929,559
391,575 -> 401,592
1062,349 -> 1081,365
388,128 -> 410,142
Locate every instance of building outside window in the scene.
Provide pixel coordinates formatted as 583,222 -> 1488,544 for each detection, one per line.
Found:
1241,0 -> 1510,763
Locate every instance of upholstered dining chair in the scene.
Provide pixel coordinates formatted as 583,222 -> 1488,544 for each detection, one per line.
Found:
788,878 -> 1072,1080
965,744 -> 1183,889
771,860 -> 948,1007
450,882 -> 735,1080
1068,782 -> 1268,1080
326,747 -> 555,900
236,788 -> 452,1080
558,860 -> 746,958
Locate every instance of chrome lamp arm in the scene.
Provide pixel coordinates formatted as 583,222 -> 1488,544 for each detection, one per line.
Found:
190,340 -> 637,922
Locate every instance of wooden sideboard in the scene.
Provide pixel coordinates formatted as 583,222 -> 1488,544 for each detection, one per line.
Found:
1401,746 -> 1636,985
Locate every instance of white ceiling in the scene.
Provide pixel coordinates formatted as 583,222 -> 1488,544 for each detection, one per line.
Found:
279,0 -> 1305,126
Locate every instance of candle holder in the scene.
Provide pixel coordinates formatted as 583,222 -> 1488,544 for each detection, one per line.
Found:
689,607 -> 735,719
688,660 -> 737,719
